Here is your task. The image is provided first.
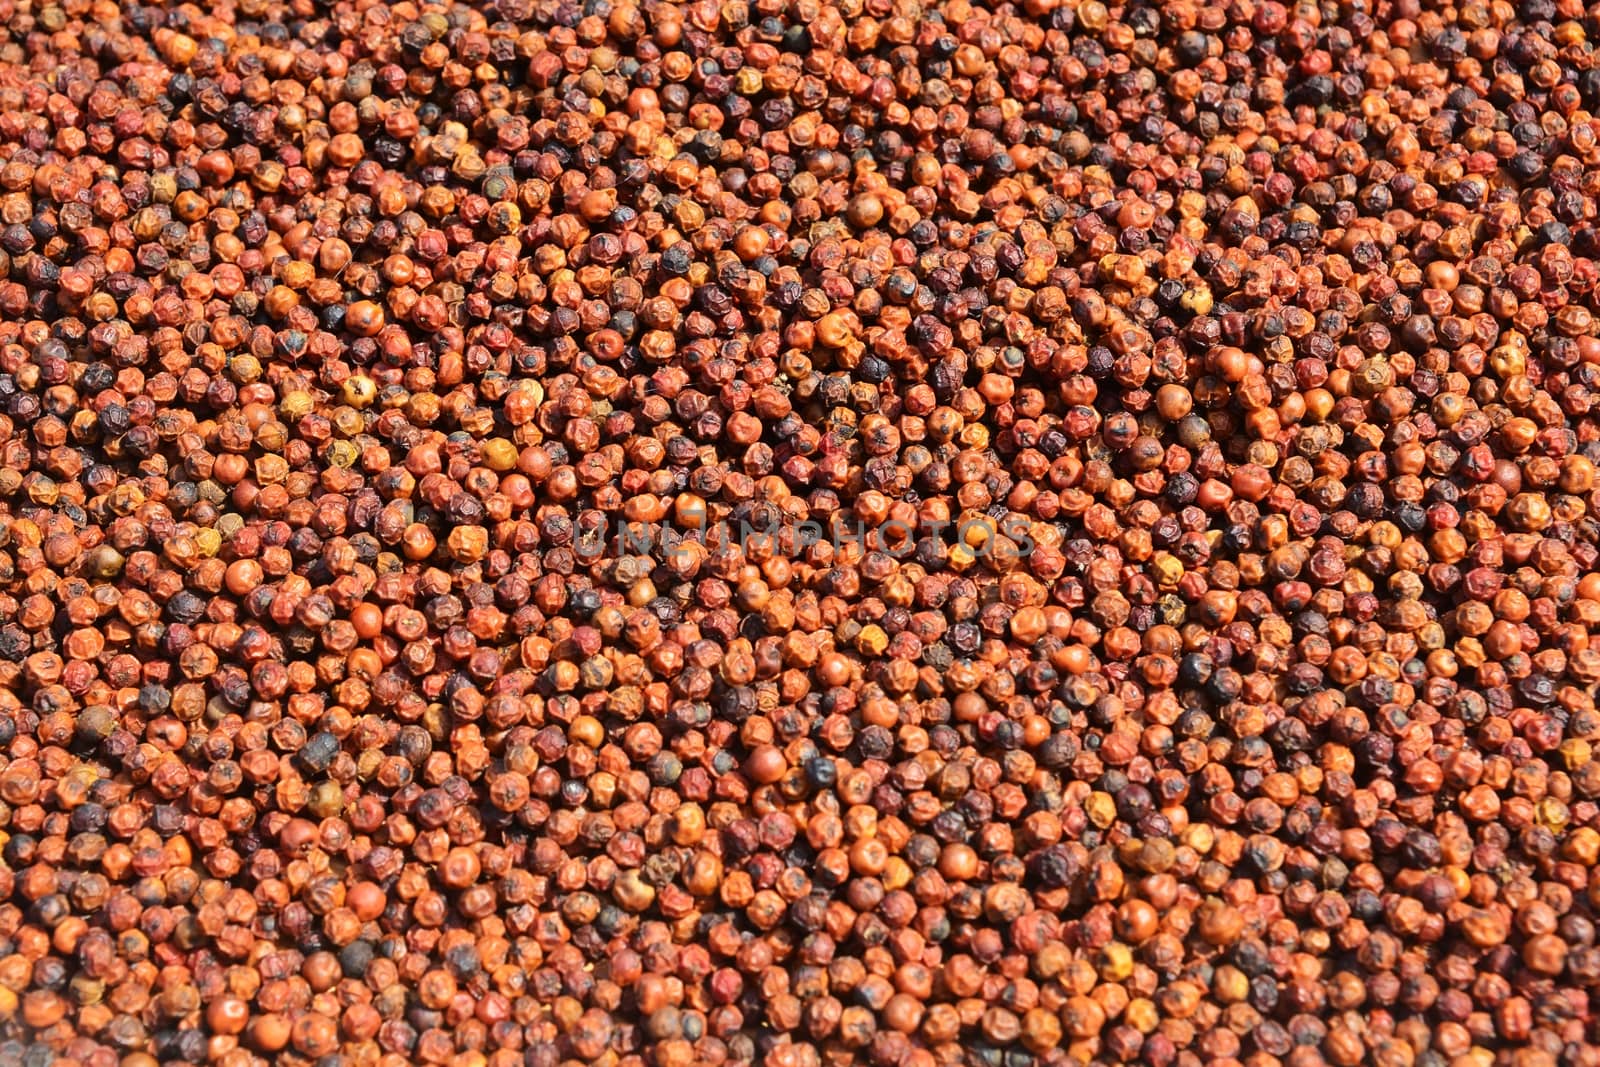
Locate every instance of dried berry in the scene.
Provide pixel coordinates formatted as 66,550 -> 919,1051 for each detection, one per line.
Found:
1,0 -> 1599,1064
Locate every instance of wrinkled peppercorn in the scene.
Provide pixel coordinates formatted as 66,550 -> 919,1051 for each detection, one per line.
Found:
0,0 -> 1598,1065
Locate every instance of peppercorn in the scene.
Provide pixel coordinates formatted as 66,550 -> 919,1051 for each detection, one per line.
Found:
2,0 -> 1600,1064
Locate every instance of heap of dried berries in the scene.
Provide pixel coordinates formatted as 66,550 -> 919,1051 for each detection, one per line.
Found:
2,0 -> 1600,1065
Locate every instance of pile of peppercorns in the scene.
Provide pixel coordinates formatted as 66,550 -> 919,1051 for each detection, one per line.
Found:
1,0 -> 1600,1064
